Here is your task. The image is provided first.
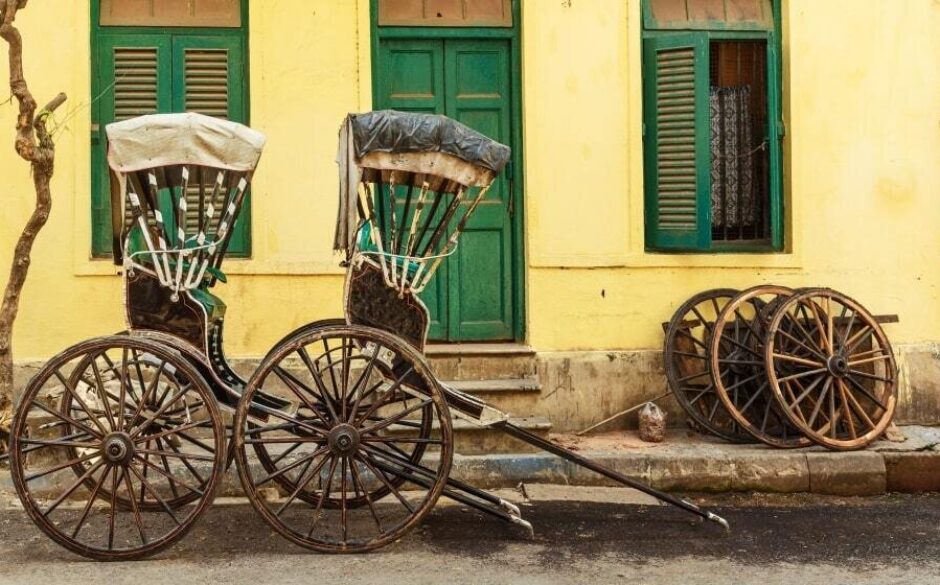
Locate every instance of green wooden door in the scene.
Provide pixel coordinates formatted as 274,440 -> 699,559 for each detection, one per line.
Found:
376,38 -> 516,342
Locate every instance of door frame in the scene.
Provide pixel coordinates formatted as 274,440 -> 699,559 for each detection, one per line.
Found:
369,0 -> 526,342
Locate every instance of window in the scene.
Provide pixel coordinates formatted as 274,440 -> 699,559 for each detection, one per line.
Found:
642,0 -> 783,252
91,1 -> 249,257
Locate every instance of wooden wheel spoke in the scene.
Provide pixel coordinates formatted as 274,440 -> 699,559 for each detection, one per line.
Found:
121,466 -> 149,545
361,398 -> 433,436
355,366 -> 415,426
135,447 -> 216,463
847,369 -> 894,384
133,420 -> 207,445
841,380 -> 878,430
89,354 -> 118,431
30,399 -> 103,442
307,455 -> 339,538
117,348 -> 130,430
24,450 -> 100,482
774,325 -> 828,362
174,430 -> 217,454
127,360 -> 167,430
70,463 -> 112,540
785,372 -> 826,412
720,371 -> 762,393
53,369 -> 110,437
128,464 -> 181,527
806,378 -> 833,429
349,459 -> 385,534
843,374 -> 890,411
362,436 -> 442,445
775,367 -> 827,384
135,453 -> 205,496
273,365 -> 334,427
686,384 -> 713,406
675,327 -> 707,351
347,348 -> 381,424
253,446 -> 330,487
356,451 -> 416,515
773,352 -> 825,368
107,466 -> 119,550
843,324 -> 875,356
676,370 -> 710,384
837,380 -> 858,439
162,436 -> 209,486
128,384 -> 193,439
42,459 -> 106,517
274,449 -> 331,517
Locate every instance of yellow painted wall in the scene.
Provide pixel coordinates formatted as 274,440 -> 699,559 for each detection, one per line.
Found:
0,0 -> 938,362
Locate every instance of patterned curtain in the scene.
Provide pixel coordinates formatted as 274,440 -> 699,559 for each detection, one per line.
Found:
710,86 -> 756,230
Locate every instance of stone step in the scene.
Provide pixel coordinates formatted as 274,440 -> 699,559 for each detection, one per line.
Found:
426,343 -> 538,381
386,415 -> 553,455
442,378 -> 543,416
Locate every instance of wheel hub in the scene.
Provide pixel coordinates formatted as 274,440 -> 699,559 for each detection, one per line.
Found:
328,424 -> 360,457
728,349 -> 752,376
827,354 -> 850,378
102,432 -> 135,466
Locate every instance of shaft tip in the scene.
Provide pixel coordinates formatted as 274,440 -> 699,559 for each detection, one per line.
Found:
707,512 -> 730,533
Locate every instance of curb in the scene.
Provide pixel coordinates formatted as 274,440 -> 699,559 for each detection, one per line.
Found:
3,426 -> 938,500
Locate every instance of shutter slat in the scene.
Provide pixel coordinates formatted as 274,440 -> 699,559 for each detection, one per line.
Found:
654,46 -> 699,234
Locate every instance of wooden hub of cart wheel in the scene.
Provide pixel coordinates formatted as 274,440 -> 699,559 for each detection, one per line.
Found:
233,324 -> 453,553
765,288 -> 898,450
663,288 -> 755,443
9,335 -> 226,561
708,285 -> 812,448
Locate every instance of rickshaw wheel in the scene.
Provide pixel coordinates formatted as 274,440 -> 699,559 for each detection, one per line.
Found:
9,335 -> 226,561
250,319 -> 432,508
664,288 -> 756,443
234,324 -> 453,553
708,285 -> 812,448
765,288 -> 897,451
59,348 -> 204,511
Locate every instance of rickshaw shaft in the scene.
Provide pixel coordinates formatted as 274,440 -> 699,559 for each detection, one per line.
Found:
494,421 -> 731,532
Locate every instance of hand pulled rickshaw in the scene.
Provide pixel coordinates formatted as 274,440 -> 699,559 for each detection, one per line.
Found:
6,111 -> 729,561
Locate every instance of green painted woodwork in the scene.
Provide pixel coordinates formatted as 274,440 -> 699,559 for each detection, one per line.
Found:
643,33 -> 711,251
374,33 -> 519,342
642,1 -> 783,253
91,2 -> 249,258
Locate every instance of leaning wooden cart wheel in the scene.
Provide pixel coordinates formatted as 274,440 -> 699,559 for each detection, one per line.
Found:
765,288 -> 897,450
664,288 -> 755,443
9,335 -> 226,561
708,285 -> 811,448
233,324 -> 453,553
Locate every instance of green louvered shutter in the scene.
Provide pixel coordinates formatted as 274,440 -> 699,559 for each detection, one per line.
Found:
173,35 -> 250,256
91,35 -> 172,256
643,33 -> 710,251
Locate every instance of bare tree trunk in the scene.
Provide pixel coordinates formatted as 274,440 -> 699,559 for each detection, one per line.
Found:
0,0 -> 66,441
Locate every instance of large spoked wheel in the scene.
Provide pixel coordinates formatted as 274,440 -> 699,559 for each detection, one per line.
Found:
234,324 -> 453,553
708,285 -> 812,448
765,288 -> 898,450
59,348 -> 207,511
9,335 -> 226,561
664,288 -> 755,443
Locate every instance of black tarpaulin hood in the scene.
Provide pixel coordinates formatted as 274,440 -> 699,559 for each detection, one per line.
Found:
349,110 -> 511,173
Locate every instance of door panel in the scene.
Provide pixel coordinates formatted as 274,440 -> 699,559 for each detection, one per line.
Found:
375,37 -> 515,341
444,40 -> 513,340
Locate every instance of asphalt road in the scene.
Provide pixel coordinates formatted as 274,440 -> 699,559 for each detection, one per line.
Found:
0,490 -> 937,585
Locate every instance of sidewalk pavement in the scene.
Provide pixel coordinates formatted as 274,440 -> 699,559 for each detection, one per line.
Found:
1,425 -> 937,500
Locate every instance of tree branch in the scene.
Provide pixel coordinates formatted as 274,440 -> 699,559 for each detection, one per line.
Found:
0,0 -> 66,437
